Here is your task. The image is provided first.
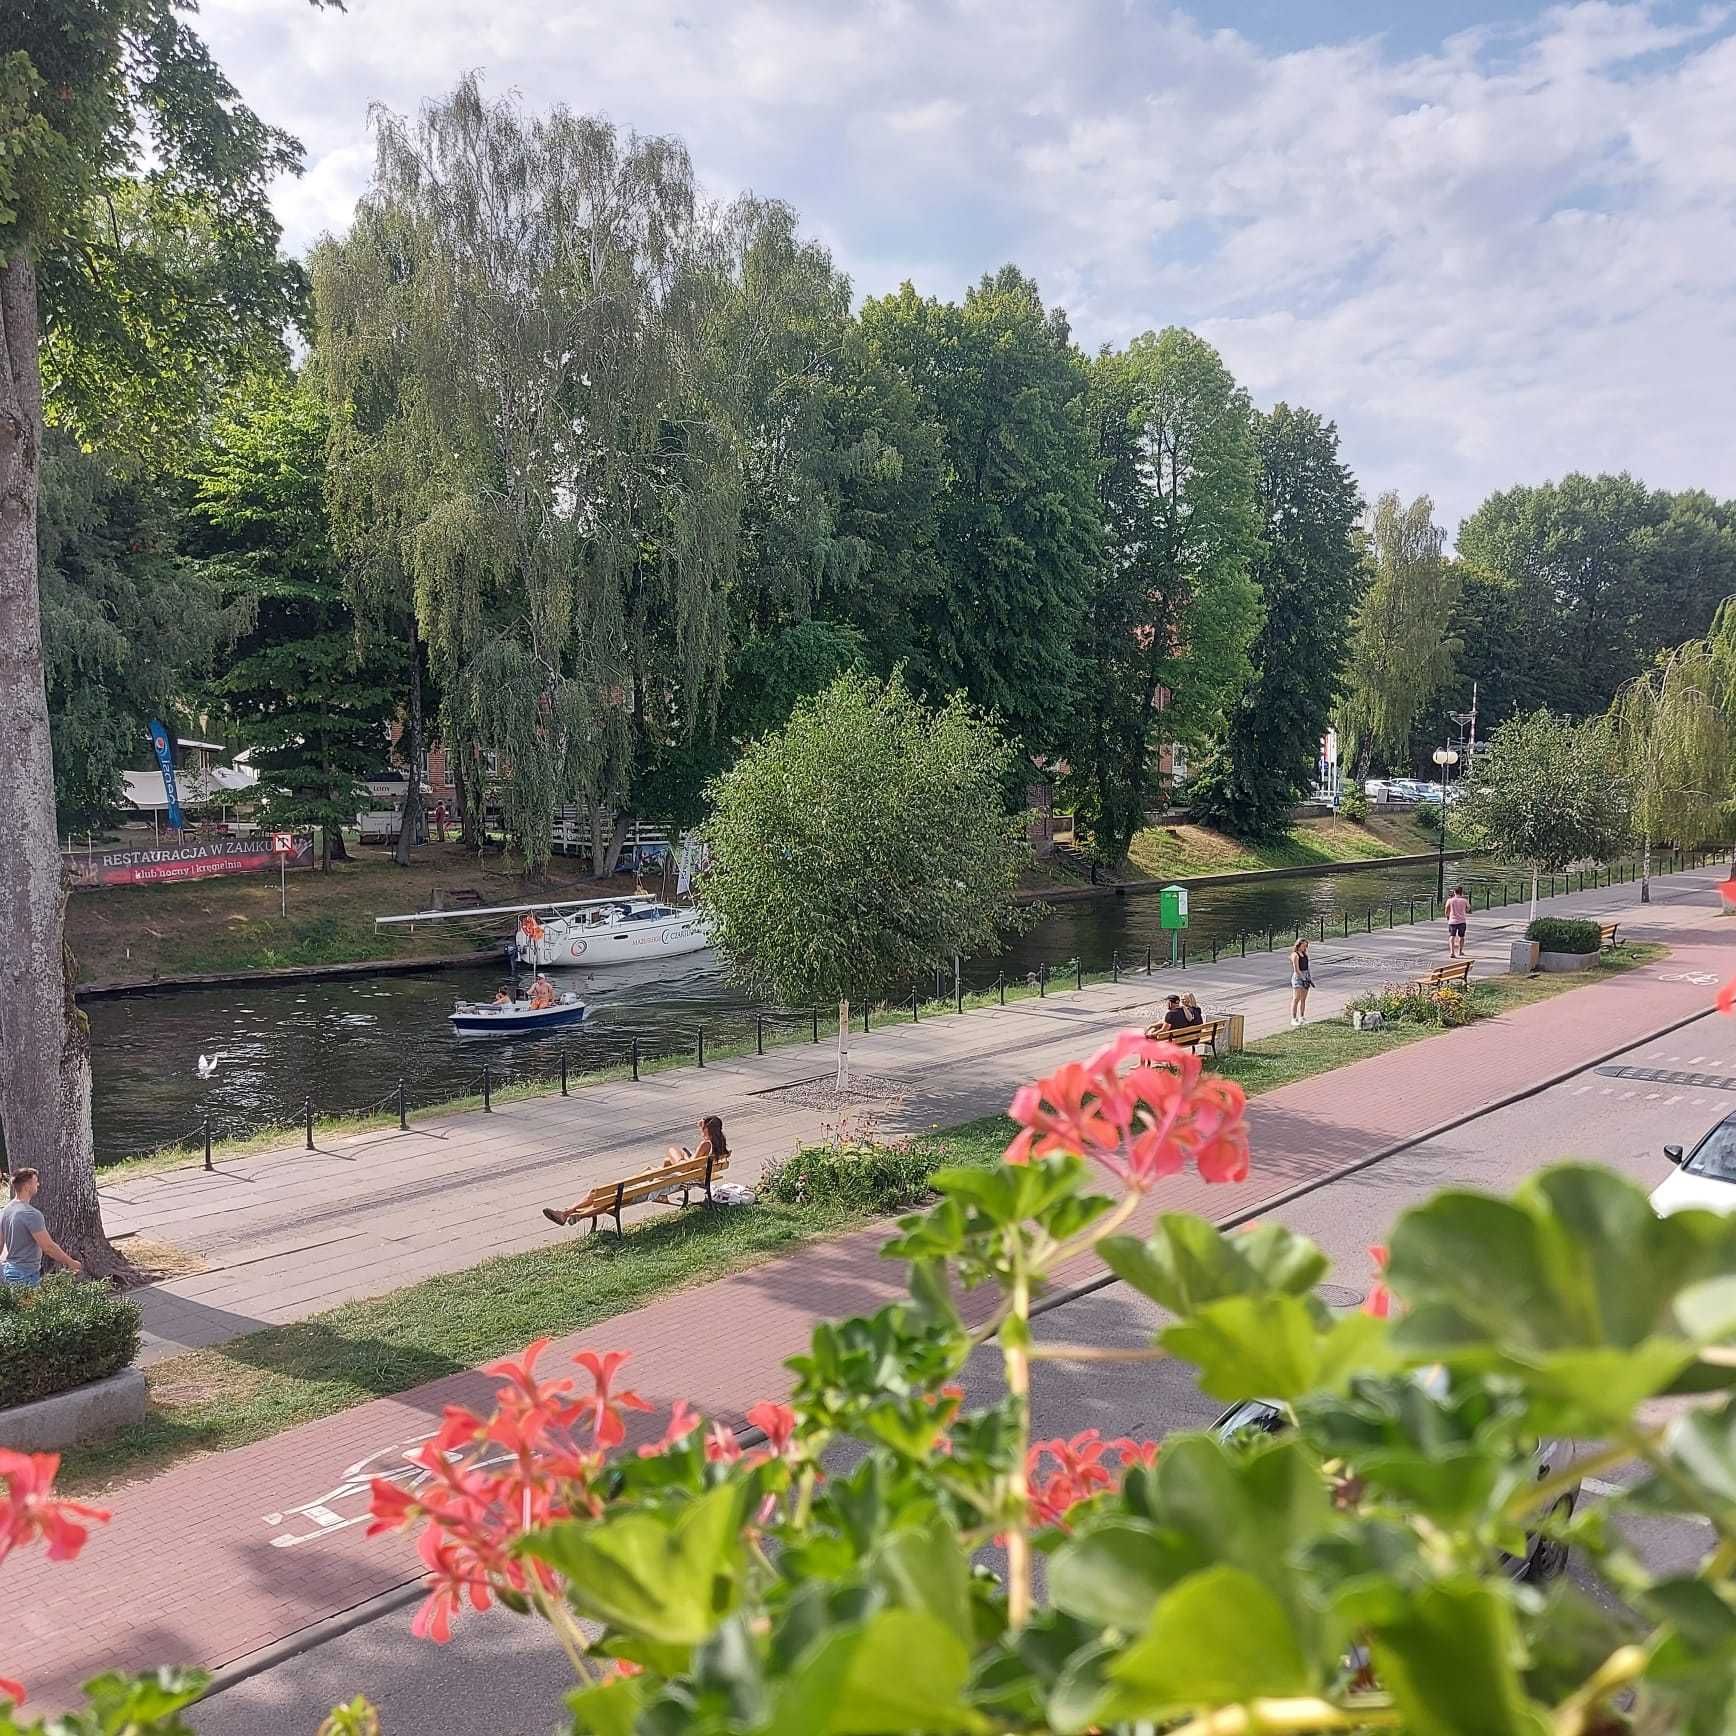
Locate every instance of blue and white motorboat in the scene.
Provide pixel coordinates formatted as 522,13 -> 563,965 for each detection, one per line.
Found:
450,992 -> 588,1037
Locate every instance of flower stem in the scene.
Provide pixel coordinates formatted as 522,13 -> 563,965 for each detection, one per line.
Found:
1166,1696 -> 1400,1734
1028,1341 -> 1168,1363
1003,1245 -> 1034,1631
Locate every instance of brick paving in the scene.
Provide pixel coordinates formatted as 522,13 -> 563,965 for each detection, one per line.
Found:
7,871 -> 1732,1711
102,865 -> 1717,1363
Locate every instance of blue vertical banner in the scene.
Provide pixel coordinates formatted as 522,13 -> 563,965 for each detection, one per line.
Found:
147,719 -> 184,830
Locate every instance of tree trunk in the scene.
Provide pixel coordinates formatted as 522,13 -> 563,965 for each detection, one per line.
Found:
454,747 -> 477,850
1640,834 -> 1651,905
0,254 -> 121,1276
394,627 -> 424,868
836,997 -> 851,1093
1529,863 -> 1539,922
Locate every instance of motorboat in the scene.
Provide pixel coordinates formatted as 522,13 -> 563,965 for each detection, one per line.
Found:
450,992 -> 588,1037
511,898 -> 711,970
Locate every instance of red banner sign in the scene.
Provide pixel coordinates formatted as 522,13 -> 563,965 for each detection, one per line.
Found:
63,834 -> 315,889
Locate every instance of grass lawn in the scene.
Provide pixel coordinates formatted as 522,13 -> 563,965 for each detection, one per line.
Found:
59,948 -> 1662,1491
1123,813 -> 1461,881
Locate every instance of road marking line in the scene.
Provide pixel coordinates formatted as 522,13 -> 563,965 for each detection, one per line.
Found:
1571,1084 -> 1592,1095
1663,1096 -> 1681,1105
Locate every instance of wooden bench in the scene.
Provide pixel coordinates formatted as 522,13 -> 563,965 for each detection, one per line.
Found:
1145,1017 -> 1232,1057
1406,960 -> 1473,994
1599,922 -> 1620,949
563,1151 -> 730,1235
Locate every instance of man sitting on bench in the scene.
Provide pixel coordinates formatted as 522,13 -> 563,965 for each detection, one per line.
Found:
542,1115 -> 729,1226
1158,994 -> 1199,1034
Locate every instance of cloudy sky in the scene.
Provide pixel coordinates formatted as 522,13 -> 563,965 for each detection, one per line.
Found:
202,0 -> 1736,532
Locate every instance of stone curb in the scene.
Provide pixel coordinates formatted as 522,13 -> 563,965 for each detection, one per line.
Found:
0,1368 -> 147,1450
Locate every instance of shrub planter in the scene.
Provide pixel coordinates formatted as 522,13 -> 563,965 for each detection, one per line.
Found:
0,1366 -> 146,1450
1509,940 -> 1541,975
1538,949 -> 1598,974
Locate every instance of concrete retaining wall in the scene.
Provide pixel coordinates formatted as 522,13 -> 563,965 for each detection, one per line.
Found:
0,1368 -> 147,1450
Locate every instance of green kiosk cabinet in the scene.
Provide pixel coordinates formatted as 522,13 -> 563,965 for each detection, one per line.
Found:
1158,884 -> 1189,965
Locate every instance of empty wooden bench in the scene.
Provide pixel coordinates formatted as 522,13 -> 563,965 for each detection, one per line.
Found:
1407,959 -> 1473,994
563,1151 -> 730,1236
1599,922 -> 1620,949
1144,1016 -> 1232,1057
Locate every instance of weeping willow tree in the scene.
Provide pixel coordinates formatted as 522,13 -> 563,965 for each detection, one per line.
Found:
1609,640 -> 1730,903
312,77 -> 738,871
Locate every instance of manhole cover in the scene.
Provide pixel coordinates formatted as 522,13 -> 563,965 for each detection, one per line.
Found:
1595,1065 -> 1736,1091
1315,1284 -> 1365,1309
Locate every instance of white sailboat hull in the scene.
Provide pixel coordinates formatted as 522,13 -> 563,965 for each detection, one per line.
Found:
522,908 -> 712,969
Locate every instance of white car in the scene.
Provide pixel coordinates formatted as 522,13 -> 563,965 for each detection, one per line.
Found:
1651,1113 -> 1736,1216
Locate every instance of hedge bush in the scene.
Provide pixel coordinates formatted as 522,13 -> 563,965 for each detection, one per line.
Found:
1337,787 -> 1369,822
0,1275 -> 141,1409
760,1140 -> 938,1213
1525,915 -> 1602,953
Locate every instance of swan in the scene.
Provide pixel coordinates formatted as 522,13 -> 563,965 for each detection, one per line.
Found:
197,1052 -> 223,1078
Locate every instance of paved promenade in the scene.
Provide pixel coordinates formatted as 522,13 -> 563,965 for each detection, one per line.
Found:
104,864 -> 1725,1363
9,868 -> 1731,1711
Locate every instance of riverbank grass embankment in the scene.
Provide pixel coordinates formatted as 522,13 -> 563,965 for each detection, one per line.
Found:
1122,812 -> 1460,881
65,941 -> 1661,1492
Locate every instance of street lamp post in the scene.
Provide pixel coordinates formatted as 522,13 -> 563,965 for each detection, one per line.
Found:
1432,743 -> 1460,901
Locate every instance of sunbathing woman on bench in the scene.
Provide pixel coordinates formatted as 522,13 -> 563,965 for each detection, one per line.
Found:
541,1115 -> 729,1226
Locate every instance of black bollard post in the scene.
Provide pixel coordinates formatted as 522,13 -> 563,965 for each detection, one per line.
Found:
1342,911 -> 1350,937
482,1068 -> 491,1113
559,1048 -> 569,1097
812,1008 -> 820,1044
1266,927 -> 1274,952
399,1078 -> 408,1128
1112,951 -> 1120,984
1318,916 -> 1326,942
756,1015 -> 764,1057
1076,958 -> 1084,992
998,975 -> 1006,1007
204,1116 -> 213,1172
863,1004 -> 870,1033
1239,932 -> 1247,958
305,1094 -> 314,1150
1408,898 -> 1415,926
911,990 -> 919,1025
1180,935 -> 1187,969
1211,937 -> 1219,964
1039,963 -> 1047,998
1365,909 -> 1372,933
698,1025 -> 706,1067
1146,943 -> 1154,975
632,1036 -> 640,1082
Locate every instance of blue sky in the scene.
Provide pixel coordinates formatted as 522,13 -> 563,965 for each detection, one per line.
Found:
202,0 -> 1736,532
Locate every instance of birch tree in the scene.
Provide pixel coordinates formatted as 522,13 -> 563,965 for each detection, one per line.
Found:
1610,642 -> 1730,903
2,2 -> 314,1272
313,78 -> 737,874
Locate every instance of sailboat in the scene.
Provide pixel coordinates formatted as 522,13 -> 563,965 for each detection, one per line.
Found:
377,894 -> 712,972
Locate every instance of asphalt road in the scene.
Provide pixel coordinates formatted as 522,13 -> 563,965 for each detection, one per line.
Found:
193,1012 -> 1736,1734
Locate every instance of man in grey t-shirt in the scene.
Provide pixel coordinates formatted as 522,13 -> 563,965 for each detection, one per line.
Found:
2,1168 -> 80,1288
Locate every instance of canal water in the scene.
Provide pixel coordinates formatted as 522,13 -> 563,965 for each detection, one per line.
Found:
86,854 -> 1515,1164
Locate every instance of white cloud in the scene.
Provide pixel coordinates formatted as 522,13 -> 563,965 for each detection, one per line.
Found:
198,0 -> 1736,529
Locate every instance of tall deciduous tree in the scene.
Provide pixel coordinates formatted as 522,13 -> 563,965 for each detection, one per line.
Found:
314,77 -> 736,874
2,1 -> 317,1271
697,671 -> 1029,1089
1609,642 -> 1729,903
1458,710 -> 1629,917
857,269 -> 1097,751
1064,330 -> 1262,861
1189,404 -> 1363,840
1340,493 -> 1461,776
186,378 -> 397,869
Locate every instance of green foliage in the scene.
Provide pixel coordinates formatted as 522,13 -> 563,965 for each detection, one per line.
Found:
1189,403 -> 1364,839
1525,917 -> 1603,953
0,1272 -> 140,1407
697,671 -> 1031,1008
37,437 -> 221,828
1337,787 -> 1369,822
1064,329 -> 1261,860
1458,709 -> 1630,894
186,377 -> 397,862
0,1667 -> 206,1732
1458,475 -> 1736,725
857,269 -> 1098,754
761,1142 -> 940,1214
1340,493 -> 1462,773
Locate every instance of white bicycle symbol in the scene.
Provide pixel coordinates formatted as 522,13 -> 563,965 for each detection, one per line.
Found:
1658,971 -> 1721,985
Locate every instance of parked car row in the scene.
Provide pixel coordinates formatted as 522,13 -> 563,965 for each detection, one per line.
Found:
1363,777 -> 1463,805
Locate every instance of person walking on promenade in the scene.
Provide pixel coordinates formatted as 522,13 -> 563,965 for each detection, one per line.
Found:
1445,884 -> 1471,959
2,1169 -> 81,1288
1290,937 -> 1314,1027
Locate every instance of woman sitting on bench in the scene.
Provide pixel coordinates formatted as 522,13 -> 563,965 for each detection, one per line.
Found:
541,1115 -> 729,1226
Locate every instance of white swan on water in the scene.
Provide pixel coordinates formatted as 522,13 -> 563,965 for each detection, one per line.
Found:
196,1053 -> 223,1078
